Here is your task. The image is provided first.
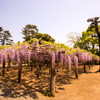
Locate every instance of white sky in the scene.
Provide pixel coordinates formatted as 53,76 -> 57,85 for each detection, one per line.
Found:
0,0 -> 100,46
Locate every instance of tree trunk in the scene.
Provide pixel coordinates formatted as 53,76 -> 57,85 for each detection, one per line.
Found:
36,63 -> 42,78
2,59 -> 5,76
91,18 -> 100,72
18,62 -> 22,83
36,65 -> 39,78
30,60 -> 33,71
89,61 -> 91,69
18,54 -> 22,83
50,52 -> 55,97
75,68 -> 78,79
28,60 -> 30,67
7,59 -> 11,71
98,38 -> 100,71
84,63 -> 86,73
56,63 -> 59,72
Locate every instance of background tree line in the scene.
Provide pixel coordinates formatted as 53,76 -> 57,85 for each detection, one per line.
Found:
0,24 -> 55,46
22,24 -> 55,43
1,17 -> 100,56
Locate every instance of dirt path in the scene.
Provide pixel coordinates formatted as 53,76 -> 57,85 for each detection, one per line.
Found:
0,65 -> 100,100
48,65 -> 100,100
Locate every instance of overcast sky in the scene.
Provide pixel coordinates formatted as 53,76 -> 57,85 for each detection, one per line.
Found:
0,0 -> 100,46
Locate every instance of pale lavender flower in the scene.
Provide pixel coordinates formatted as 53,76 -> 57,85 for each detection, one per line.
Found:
74,56 -> 78,68
67,55 -> 71,71
51,52 -> 55,64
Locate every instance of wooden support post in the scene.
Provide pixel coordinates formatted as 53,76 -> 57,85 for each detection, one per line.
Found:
18,53 -> 22,83
50,52 -> 55,97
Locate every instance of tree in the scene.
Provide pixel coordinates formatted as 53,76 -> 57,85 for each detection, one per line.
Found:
29,33 -> 55,44
34,33 -> 55,42
0,27 -> 13,46
41,33 -> 55,42
87,17 -> 100,55
22,24 -> 55,43
66,32 -> 81,47
34,33 -> 43,39
87,17 -> 100,71
74,27 -> 98,55
22,24 -> 38,41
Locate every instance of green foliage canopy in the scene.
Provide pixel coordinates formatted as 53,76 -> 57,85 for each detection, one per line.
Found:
74,26 -> 99,55
22,24 -> 38,41
22,24 -> 55,43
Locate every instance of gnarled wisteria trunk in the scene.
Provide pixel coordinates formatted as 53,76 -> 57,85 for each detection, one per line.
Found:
18,52 -> 22,83
2,59 -> 5,76
84,63 -> 86,73
89,61 -> 91,69
75,68 -> 78,78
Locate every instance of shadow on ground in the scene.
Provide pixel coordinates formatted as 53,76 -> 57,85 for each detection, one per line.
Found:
0,65 -> 94,99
